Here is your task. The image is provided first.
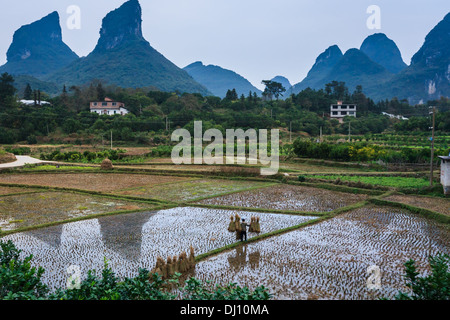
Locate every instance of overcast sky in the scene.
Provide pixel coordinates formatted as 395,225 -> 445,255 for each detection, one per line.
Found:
0,0 -> 449,90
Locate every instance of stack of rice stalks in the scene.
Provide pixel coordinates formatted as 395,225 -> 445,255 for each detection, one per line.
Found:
234,213 -> 242,240
150,246 -> 196,279
249,216 -> 261,234
228,215 -> 236,232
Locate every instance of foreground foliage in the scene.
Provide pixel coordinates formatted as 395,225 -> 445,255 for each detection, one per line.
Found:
394,253 -> 449,300
0,240 -> 272,300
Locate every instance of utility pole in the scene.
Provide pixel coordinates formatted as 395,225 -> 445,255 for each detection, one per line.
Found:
289,121 -> 292,143
110,130 -> 113,150
348,121 -> 351,143
166,117 -> 169,132
429,106 -> 436,186
320,126 -> 323,142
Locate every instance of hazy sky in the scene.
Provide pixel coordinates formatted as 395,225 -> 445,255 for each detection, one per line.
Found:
0,0 -> 449,90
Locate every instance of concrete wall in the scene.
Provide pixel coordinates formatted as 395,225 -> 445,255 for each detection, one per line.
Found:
441,160 -> 450,195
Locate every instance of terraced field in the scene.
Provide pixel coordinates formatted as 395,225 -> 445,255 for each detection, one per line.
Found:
2,207 -> 317,290
0,173 -> 192,192
0,191 -> 156,231
0,168 -> 448,300
385,194 -> 450,216
0,186 -> 40,195
198,184 -> 368,212
114,178 -> 273,202
192,206 -> 450,300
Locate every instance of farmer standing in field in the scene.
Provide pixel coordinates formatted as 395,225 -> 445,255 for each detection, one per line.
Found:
240,218 -> 250,242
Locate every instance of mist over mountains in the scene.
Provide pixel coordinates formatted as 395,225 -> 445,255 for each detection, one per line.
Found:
0,0 -> 448,105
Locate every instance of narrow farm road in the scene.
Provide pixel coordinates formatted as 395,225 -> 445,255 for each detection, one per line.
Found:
0,155 -> 48,169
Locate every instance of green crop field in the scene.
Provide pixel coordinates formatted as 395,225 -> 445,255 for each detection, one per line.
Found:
311,175 -> 431,188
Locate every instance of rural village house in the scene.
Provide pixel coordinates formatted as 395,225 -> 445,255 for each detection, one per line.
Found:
90,97 -> 129,116
330,101 -> 357,123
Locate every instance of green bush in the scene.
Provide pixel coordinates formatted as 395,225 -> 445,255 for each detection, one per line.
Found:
0,240 -> 49,300
1,240 -> 273,301
394,253 -> 449,300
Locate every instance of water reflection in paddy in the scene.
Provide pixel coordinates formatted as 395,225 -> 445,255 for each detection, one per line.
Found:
1,207 -> 316,290
192,206 -> 450,300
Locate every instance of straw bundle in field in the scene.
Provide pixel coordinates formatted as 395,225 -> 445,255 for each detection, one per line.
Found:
255,217 -> 261,233
235,213 -> 242,240
228,215 -> 236,232
150,247 -> 197,280
173,255 -> 179,273
101,158 -> 113,170
189,246 -> 196,265
249,216 -> 256,232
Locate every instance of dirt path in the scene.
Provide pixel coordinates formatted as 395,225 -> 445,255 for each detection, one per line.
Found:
0,156 -> 48,169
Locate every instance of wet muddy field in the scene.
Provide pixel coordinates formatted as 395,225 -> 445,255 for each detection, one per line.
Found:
0,186 -> 40,195
0,173 -> 191,192
198,184 -> 368,212
385,194 -> 450,216
114,179 -> 272,202
0,192 -> 155,231
192,206 -> 450,300
1,207 -> 316,290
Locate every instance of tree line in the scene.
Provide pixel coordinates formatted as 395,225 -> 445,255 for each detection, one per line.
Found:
0,72 -> 449,145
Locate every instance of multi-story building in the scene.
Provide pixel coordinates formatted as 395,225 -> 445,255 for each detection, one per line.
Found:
90,97 -> 129,116
330,101 -> 357,123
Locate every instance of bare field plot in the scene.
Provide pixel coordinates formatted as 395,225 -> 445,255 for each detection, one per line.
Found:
0,186 -> 41,196
114,178 -> 272,202
0,191 -> 155,231
198,184 -> 368,212
2,207 -> 317,290
193,206 -> 450,300
0,173 -> 191,192
385,194 -> 450,216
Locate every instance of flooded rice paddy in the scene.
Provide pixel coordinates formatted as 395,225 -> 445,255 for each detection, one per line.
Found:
0,191 -> 155,231
1,207 -> 316,290
192,206 -> 450,300
198,184 -> 368,212
114,178 -> 272,202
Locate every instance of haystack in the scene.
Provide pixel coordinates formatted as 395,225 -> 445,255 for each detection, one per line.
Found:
189,246 -> 196,265
249,216 -> 256,233
235,214 -> 242,240
255,217 -> 261,233
150,248 -> 197,280
173,255 -> 179,273
101,158 -> 113,170
228,215 -> 236,232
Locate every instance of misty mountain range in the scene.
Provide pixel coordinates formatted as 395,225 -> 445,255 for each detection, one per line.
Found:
0,0 -> 448,105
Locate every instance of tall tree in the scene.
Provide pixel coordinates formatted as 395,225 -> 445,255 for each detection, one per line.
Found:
23,83 -> 32,100
225,88 -> 238,101
97,83 -> 106,101
262,80 -> 286,100
0,73 -> 16,106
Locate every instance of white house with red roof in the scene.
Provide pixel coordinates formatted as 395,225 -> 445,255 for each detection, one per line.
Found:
90,97 -> 129,116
